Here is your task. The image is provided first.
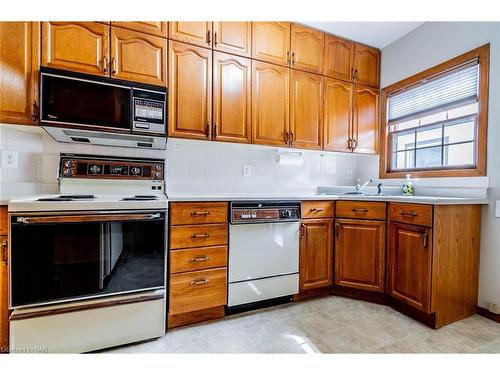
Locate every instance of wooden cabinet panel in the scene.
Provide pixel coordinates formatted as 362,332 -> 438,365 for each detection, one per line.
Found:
252,61 -> 289,146
169,267 -> 227,315
170,202 -> 228,225
169,22 -> 212,48
289,70 -> 323,150
353,43 -> 380,87
41,22 -> 109,76
170,246 -> 228,273
352,85 -> 379,154
110,27 -> 166,86
0,207 -> 7,236
387,223 -> 432,313
111,21 -> 167,37
324,35 -> 354,81
291,24 -> 324,73
213,22 -> 251,57
323,78 -> 352,152
168,41 -> 212,140
389,202 -> 433,227
300,219 -> 333,290
335,219 -> 385,292
335,201 -> 386,220
170,224 -> 228,249
252,22 -> 291,66
0,235 -> 7,352
302,201 -> 334,219
0,22 -> 39,125
213,52 -> 252,143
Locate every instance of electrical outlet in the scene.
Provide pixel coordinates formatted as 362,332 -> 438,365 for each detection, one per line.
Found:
1,150 -> 18,168
243,165 -> 251,177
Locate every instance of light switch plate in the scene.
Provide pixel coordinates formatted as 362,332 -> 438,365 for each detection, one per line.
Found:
243,165 -> 251,177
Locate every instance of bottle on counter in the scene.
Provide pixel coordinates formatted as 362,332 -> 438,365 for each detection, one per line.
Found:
402,174 -> 414,196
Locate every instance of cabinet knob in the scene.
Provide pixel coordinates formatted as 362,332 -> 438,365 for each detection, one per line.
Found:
31,101 -> 37,121
335,222 -> 340,238
103,56 -> 108,73
1,240 -> 7,264
206,30 -> 211,45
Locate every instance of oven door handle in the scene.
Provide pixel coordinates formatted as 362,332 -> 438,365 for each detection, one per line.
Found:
16,213 -> 162,224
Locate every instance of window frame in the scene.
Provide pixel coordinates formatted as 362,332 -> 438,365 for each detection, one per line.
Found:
379,44 -> 489,179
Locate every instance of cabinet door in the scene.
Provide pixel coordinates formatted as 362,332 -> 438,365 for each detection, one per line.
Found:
213,52 -> 251,143
300,219 -> 333,291
213,22 -> 251,57
168,41 -> 212,140
290,24 -> 324,73
169,22 -> 212,48
324,35 -> 354,81
353,43 -> 380,87
111,21 -> 167,37
0,22 -> 39,125
289,70 -> 322,150
252,22 -> 290,66
323,78 -> 352,152
335,219 -> 385,292
252,61 -> 289,146
387,223 -> 432,313
0,235 -> 7,352
110,27 -> 166,86
41,22 -> 109,76
352,84 -> 379,154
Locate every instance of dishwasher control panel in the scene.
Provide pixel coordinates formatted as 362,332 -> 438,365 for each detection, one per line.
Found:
230,201 -> 300,224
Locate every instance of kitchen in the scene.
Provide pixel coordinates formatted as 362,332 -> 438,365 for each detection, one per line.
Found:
1,0 -> 500,371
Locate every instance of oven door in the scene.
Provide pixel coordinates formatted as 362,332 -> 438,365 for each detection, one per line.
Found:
10,211 -> 166,308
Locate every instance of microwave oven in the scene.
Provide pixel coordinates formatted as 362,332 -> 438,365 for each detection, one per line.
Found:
40,67 -> 168,149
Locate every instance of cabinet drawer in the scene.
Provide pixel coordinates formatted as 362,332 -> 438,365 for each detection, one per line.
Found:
170,224 -> 228,249
302,201 -> 334,219
169,267 -> 227,315
336,201 -> 386,220
170,246 -> 228,273
389,203 -> 433,227
170,202 -> 228,225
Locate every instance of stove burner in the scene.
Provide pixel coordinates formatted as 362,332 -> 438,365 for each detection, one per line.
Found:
122,195 -> 159,201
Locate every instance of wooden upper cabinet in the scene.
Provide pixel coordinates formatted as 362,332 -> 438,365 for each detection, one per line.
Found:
290,24 -> 324,73
289,70 -> 323,150
169,22 -> 212,48
252,61 -> 289,146
213,52 -> 251,143
41,22 -> 109,76
324,35 -> 354,81
300,219 -> 333,291
168,41 -> 212,140
252,22 -> 291,66
353,43 -> 380,87
353,85 -> 379,154
387,222 -> 432,313
0,22 -> 40,125
110,27 -> 166,86
335,219 -> 386,292
213,22 -> 251,57
323,78 -> 352,152
111,22 -> 167,38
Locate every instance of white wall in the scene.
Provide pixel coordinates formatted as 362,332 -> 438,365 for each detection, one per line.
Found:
369,22 -> 500,309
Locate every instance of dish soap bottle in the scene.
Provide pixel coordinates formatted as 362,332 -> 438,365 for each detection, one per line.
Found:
402,174 -> 414,196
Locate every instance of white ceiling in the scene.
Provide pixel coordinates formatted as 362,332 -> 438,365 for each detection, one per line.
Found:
302,22 -> 425,49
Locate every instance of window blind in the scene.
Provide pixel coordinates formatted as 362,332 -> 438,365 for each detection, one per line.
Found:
388,60 -> 479,124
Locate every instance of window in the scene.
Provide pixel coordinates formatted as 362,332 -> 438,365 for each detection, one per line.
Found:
380,44 -> 489,178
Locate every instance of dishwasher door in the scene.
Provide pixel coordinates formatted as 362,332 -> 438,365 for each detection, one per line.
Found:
229,222 -> 300,283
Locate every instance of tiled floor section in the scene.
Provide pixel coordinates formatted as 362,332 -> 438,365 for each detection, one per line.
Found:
105,296 -> 500,353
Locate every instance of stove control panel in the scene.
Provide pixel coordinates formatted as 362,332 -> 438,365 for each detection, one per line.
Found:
59,155 -> 165,181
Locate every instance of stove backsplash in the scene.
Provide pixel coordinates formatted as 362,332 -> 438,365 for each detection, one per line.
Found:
0,123 -> 362,200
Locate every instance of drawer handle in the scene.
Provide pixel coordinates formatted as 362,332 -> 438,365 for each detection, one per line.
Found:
191,233 -> 210,239
190,256 -> 210,262
352,208 -> 369,213
190,279 -> 209,286
191,211 -> 210,216
310,208 -> 324,212
400,210 -> 418,217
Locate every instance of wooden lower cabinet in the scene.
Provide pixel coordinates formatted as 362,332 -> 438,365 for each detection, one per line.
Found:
334,219 -> 385,292
299,218 -> 333,291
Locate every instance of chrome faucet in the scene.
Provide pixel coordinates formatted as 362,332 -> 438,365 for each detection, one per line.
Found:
355,178 -> 373,193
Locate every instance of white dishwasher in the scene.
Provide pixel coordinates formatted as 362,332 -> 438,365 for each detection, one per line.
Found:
228,201 -> 300,309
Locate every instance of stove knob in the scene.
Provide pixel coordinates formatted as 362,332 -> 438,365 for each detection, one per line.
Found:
131,167 -> 141,175
285,210 -> 292,218
154,164 -> 162,171
63,168 -> 75,177
64,160 -> 75,168
153,172 -> 162,179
